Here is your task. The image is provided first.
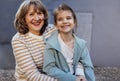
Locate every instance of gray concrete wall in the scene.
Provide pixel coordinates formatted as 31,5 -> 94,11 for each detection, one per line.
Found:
0,0 -> 24,69
43,0 -> 120,67
91,0 -> 120,67
0,0 -> 120,69
42,0 -> 120,67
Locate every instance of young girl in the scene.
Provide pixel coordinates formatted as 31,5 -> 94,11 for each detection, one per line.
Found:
43,4 -> 95,81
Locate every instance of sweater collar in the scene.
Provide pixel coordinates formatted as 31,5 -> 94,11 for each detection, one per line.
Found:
28,32 -> 43,40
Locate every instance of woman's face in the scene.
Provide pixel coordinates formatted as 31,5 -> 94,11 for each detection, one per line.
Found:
56,10 -> 75,34
25,5 -> 45,35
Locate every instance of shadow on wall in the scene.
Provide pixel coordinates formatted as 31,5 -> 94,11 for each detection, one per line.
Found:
0,0 -> 24,69
0,43 -> 15,69
0,24 -> 16,69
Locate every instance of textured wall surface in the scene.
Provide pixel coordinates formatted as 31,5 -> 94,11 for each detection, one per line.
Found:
0,0 -> 120,69
0,0 -> 23,69
43,0 -> 120,67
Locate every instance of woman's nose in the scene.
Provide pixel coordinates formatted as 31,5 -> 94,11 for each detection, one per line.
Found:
34,15 -> 40,20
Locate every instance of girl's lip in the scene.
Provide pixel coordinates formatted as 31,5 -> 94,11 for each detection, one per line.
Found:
61,25 -> 70,27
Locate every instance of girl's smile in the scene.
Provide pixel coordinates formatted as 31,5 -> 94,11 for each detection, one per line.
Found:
56,10 -> 75,34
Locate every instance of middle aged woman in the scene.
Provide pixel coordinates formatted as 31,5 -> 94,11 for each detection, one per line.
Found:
11,0 -> 57,81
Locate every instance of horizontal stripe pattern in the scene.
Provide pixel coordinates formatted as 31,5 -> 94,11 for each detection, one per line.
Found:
12,25 -> 57,81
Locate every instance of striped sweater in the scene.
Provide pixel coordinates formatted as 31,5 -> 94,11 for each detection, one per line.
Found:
12,24 -> 57,81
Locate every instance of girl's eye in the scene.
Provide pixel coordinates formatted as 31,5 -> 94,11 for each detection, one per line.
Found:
57,18 -> 63,21
38,12 -> 43,15
66,17 -> 72,20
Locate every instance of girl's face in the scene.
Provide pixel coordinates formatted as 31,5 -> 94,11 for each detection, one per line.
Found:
56,10 -> 75,34
25,5 -> 45,35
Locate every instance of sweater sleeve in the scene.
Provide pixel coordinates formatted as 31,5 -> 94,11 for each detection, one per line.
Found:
12,39 -> 56,81
43,46 -> 76,81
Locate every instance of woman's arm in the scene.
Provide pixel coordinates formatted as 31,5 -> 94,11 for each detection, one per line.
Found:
12,39 -> 56,81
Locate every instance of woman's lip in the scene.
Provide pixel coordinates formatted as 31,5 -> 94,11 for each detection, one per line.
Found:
32,21 -> 41,25
33,23 -> 40,26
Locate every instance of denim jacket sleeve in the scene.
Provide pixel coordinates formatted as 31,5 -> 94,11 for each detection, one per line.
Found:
43,46 -> 76,81
80,42 -> 95,81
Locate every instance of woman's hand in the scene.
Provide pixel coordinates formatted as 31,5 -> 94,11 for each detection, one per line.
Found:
76,75 -> 87,81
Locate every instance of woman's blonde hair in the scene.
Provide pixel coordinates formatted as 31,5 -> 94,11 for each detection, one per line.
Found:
14,0 -> 48,34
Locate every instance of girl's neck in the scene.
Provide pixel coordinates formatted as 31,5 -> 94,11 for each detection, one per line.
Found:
59,32 -> 74,43
59,33 -> 74,49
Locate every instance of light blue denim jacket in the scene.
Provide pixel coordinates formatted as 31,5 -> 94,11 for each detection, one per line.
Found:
43,31 -> 95,81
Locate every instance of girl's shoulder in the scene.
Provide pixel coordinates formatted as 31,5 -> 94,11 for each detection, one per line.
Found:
74,35 -> 87,47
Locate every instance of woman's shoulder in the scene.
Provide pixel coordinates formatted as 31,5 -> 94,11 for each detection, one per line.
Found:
47,24 -> 55,29
43,24 -> 56,38
45,24 -> 56,33
12,32 -> 27,42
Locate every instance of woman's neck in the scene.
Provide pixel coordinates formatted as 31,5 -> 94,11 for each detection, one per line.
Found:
29,31 -> 41,36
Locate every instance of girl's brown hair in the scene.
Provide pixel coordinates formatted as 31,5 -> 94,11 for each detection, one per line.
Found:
53,4 -> 77,27
14,0 -> 48,34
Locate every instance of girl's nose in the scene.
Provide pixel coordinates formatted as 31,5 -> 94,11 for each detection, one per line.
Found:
63,19 -> 67,23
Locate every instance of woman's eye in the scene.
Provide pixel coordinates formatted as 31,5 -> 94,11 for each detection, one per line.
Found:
29,13 -> 34,16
